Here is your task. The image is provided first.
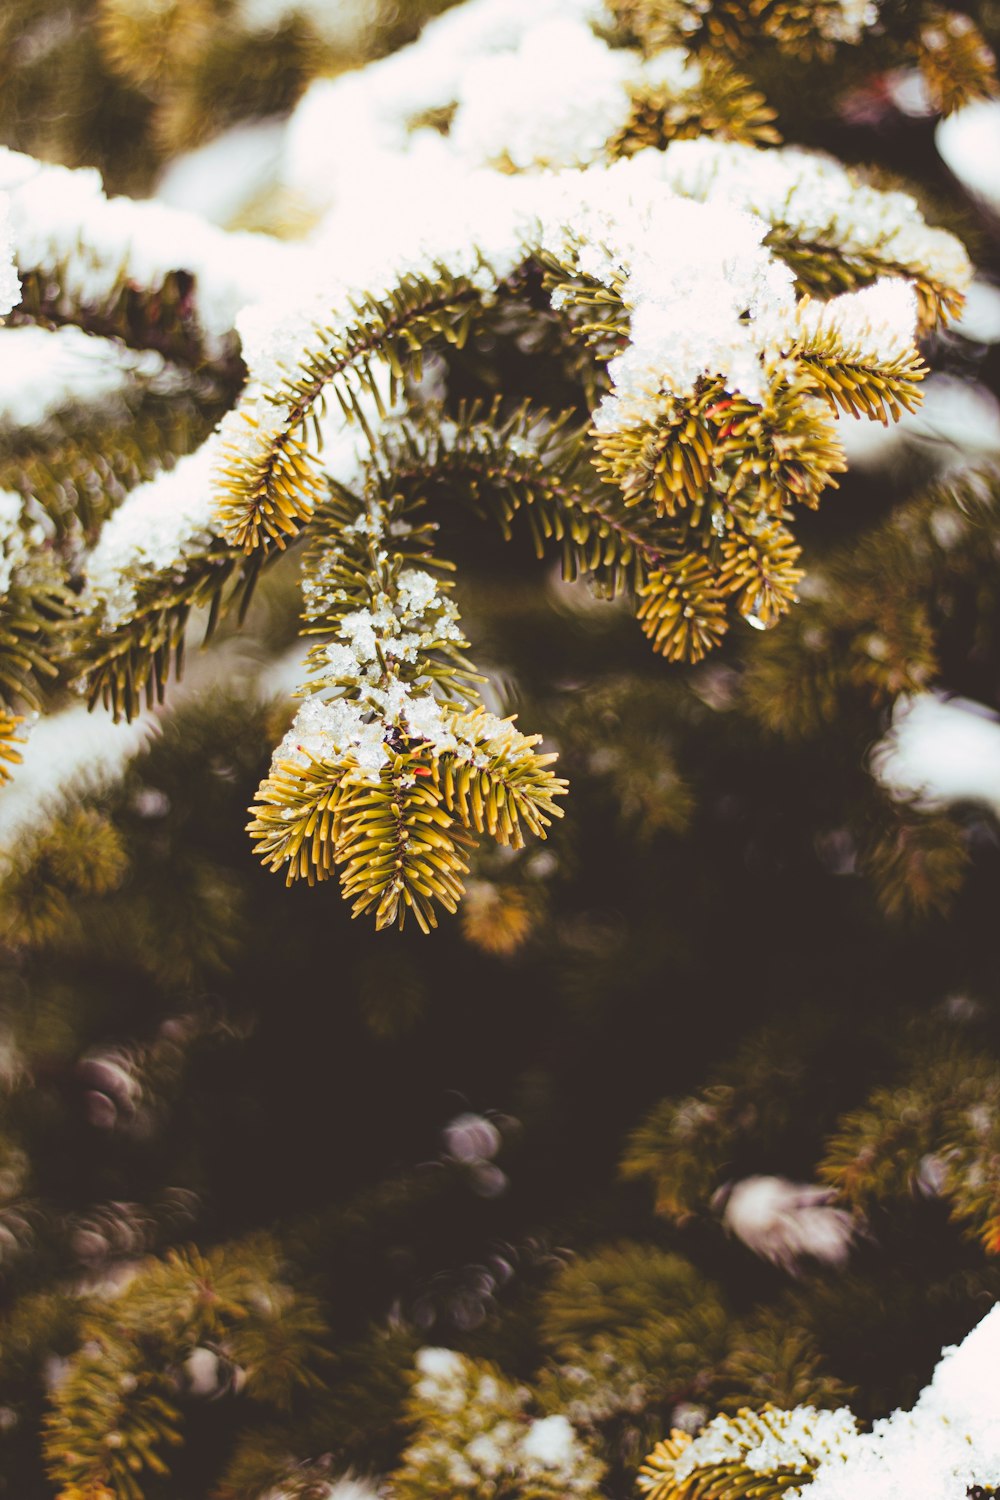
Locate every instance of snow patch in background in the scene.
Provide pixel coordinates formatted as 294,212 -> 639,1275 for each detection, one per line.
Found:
953,276 -> 1000,343
718,1175 -> 859,1273
838,373 -> 1000,469
872,693 -> 1000,813
449,18 -> 638,168
0,325 -> 162,429
155,119 -> 286,226
0,633 -> 318,858
0,707 -> 158,852
937,98 -> 1000,212
237,0 -> 378,44
323,1478 -> 382,1500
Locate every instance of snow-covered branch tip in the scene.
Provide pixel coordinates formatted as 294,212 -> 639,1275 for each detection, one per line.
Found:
639,1300 -> 1000,1500
247,480 -> 566,932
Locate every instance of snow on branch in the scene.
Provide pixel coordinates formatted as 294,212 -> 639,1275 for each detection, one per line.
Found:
640,1301 -> 1000,1500
0,191 -> 20,317
658,137 -> 972,328
0,326 -> 164,433
1,148 -> 295,370
281,0 -> 773,208
0,0 -> 979,934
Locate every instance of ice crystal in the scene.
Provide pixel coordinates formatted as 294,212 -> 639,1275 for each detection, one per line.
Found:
271,696 -> 389,779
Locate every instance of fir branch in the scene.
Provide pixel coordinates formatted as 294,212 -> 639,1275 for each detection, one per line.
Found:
860,805 -> 971,922
594,375 -> 845,534
798,342 -> 926,426
248,714 -> 566,933
214,270 -> 486,552
76,543 -> 266,719
382,402 -> 811,663
0,578 -> 71,711
638,1405 -> 859,1500
638,1425 -> 805,1500
593,382 -> 726,521
610,61 -> 781,156
532,250 -> 632,353
621,1014 -> 846,1222
247,745 -> 475,932
819,1041 -> 1000,1252
607,0 -> 870,59
435,705 -> 567,849
1,806 -> 129,947
540,1242 -> 730,1370
460,876 -> 543,955
0,706 -> 26,785
636,554 -> 729,662
2,148 -> 286,376
298,479 -> 477,704
376,402 -> 675,595
250,468 -> 567,930
213,405 -> 327,553
391,1347 -> 606,1499
12,265 -> 243,384
335,757 -> 476,933
43,1238 -> 330,1498
0,388 -> 222,543
914,6 -> 998,115
716,1317 -> 855,1414
716,522 -> 804,631
740,464 -> 1000,742
43,1332 -> 182,1500
764,229 -> 966,333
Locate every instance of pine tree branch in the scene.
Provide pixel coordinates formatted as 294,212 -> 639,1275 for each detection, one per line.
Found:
0,386 -> 222,543
11,267 -> 244,385
214,271 -> 486,552
2,149 -> 286,379
43,1238 -> 330,1497
377,403 -> 676,594
610,61 -> 781,156
77,544 -> 266,719
764,230 -> 966,332
0,579 -> 71,713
